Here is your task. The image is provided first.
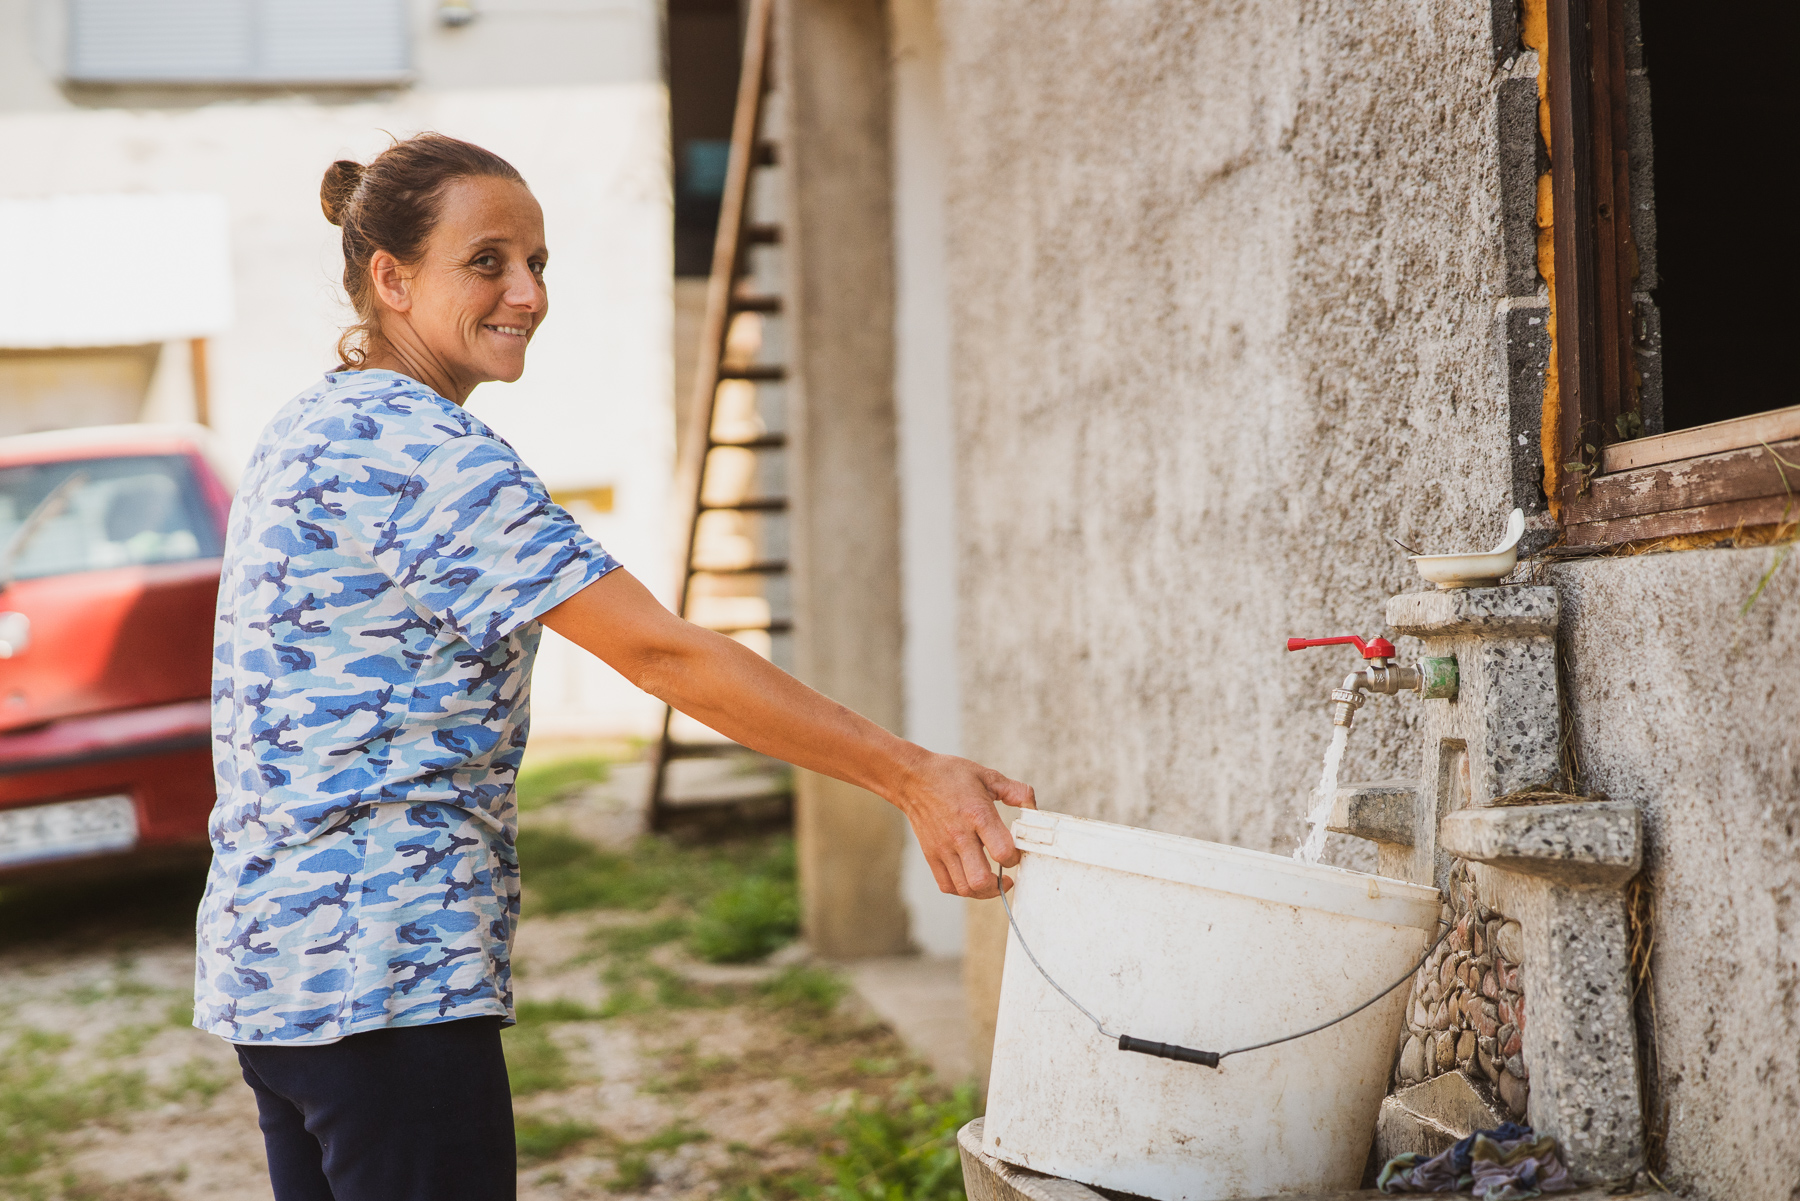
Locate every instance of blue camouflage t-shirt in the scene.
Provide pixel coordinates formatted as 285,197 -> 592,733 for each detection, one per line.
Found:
194,370 -> 619,1043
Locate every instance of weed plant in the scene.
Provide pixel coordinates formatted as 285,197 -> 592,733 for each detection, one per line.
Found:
820,1082 -> 980,1201
688,840 -> 800,963
715,1080 -> 980,1201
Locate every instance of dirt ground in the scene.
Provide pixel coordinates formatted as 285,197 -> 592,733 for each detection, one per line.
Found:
0,769 -> 962,1201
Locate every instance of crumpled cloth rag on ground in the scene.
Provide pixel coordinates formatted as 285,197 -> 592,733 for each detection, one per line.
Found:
1378,1123 -> 1574,1199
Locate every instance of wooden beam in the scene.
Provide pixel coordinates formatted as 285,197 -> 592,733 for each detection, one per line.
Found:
1588,0 -> 1636,440
1547,0 -> 1601,512
188,337 -> 211,427
1568,438 -> 1800,524
671,0 -> 774,624
1565,494 -> 1796,546
1602,404 -> 1800,472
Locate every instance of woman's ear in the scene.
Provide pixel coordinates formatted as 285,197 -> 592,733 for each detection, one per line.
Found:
369,250 -> 413,314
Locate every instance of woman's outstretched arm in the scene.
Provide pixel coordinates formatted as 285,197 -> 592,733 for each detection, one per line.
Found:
540,568 -> 1035,898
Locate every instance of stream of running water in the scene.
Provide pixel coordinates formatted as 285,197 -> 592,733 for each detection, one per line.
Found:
1294,724 -> 1350,864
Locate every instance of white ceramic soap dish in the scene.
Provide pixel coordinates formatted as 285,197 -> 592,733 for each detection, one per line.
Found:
1409,508 -> 1525,589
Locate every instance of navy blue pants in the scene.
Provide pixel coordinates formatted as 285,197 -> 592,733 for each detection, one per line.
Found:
236,1016 -> 516,1201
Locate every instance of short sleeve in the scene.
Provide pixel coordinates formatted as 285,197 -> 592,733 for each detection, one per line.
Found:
372,435 -> 620,650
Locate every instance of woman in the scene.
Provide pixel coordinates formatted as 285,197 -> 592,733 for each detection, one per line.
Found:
194,134 -> 1034,1201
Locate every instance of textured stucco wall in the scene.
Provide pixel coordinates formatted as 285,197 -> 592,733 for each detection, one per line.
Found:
938,0 -> 1516,857
934,2 -> 1799,1189
1555,547 -> 1800,1200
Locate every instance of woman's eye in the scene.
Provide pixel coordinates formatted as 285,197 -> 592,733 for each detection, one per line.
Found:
530,261 -> 546,277
472,254 -> 498,269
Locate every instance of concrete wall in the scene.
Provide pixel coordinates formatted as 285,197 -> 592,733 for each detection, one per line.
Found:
782,0 -> 912,958
889,0 -> 966,960
926,0 -> 1800,1189
938,0 -> 1513,856
1555,547 -> 1800,1199
0,0 -> 675,738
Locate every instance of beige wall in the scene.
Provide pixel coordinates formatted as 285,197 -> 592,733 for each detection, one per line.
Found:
930,1 -> 1797,1193
0,346 -> 159,437
1554,548 -> 1800,1200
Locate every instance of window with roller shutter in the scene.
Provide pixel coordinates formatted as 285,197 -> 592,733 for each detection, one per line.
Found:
66,0 -> 410,85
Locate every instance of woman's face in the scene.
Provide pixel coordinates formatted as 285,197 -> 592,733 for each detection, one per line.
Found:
375,176 -> 549,393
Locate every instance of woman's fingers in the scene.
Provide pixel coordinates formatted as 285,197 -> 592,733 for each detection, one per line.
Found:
939,844 -> 973,896
924,852 -> 955,896
899,752 -> 1036,897
983,770 -> 1038,811
957,837 -> 1002,899
973,800 -> 1019,867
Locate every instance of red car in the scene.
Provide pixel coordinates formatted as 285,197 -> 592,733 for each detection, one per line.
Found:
0,424 -> 231,882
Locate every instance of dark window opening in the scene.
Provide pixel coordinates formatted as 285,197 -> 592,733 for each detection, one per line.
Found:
668,0 -> 745,277
1638,0 -> 1799,432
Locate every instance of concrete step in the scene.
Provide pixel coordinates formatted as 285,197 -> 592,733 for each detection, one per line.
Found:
958,1118 -> 1652,1201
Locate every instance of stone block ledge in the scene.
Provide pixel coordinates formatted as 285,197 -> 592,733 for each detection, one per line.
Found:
1328,780 -> 1416,845
960,1118 -> 1649,1201
1386,585 -> 1558,638
1439,801 -> 1641,886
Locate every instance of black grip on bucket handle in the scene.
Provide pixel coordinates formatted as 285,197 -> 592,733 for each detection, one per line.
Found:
1117,1034 -> 1220,1068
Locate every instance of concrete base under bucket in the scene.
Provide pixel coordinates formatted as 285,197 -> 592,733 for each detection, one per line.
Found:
956,1120 -> 1650,1201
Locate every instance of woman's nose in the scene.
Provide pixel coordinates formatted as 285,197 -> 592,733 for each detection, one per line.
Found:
503,267 -> 545,310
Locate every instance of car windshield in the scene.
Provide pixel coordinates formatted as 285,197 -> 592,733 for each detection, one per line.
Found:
0,454 -> 223,583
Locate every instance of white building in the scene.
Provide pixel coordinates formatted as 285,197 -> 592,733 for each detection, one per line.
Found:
0,0 -> 677,737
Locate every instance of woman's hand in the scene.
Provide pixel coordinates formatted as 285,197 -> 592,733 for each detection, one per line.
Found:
541,570 -> 1036,898
894,754 -> 1036,898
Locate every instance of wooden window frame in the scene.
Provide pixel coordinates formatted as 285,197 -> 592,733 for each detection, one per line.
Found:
1548,0 -> 1799,547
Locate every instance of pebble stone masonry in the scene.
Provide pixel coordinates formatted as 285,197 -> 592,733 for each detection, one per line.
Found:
1397,860 -> 1531,1117
1331,586 -> 1645,1183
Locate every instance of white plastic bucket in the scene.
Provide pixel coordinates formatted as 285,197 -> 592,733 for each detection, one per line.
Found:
983,810 -> 1441,1201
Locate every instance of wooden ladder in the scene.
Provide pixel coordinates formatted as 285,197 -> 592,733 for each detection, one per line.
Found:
647,0 -> 793,834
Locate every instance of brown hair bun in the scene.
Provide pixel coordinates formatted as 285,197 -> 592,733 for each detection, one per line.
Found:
319,159 -> 364,227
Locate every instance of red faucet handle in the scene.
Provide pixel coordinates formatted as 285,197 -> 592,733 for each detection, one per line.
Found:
1285,635 -> 1396,659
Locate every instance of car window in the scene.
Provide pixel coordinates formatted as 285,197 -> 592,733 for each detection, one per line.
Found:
0,455 -> 223,582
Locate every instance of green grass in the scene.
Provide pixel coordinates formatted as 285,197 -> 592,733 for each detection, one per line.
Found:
609,1151 -> 657,1193
502,1023 -> 572,1096
607,1123 -> 712,1192
715,1081 -> 979,1201
516,756 -> 612,813
514,832 -> 702,915
0,1030 -> 150,1181
756,967 -> 846,1018
641,1041 -> 740,1095
515,830 -> 798,931
593,916 -> 690,956
597,961 -> 728,1020
159,1058 -> 232,1105
513,999 -> 606,1024
97,1024 -> 162,1060
515,1115 -> 600,1165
